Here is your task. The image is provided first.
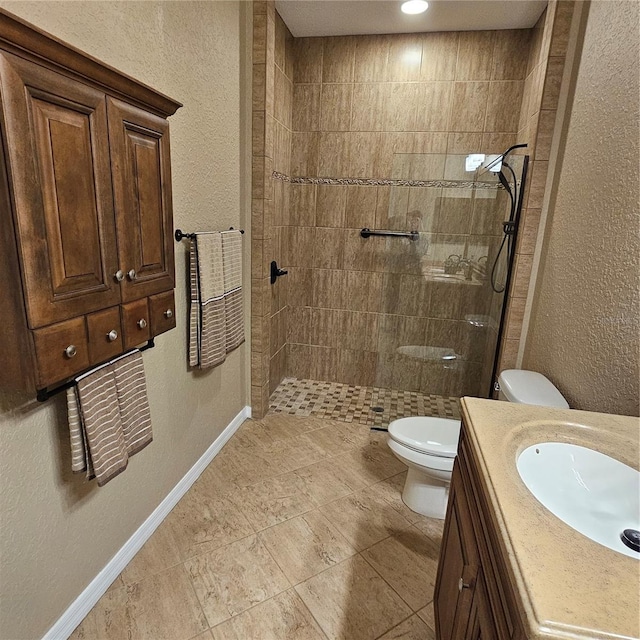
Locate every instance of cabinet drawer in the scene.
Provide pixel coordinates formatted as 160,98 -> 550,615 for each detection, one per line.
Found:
122,299 -> 150,350
149,291 -> 176,337
87,307 -> 123,364
33,317 -> 90,386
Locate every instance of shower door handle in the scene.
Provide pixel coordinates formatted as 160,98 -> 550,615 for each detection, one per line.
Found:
270,261 -> 288,285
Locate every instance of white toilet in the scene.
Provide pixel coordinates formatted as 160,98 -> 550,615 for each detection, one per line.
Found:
387,369 -> 569,519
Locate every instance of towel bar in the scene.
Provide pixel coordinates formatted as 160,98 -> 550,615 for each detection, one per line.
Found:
360,228 -> 419,240
36,339 -> 155,402
175,227 -> 245,241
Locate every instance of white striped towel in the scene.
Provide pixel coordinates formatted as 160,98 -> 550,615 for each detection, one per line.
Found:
189,230 -> 244,368
66,350 -> 152,486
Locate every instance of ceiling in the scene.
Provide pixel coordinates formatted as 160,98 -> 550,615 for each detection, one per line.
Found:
275,0 -> 548,37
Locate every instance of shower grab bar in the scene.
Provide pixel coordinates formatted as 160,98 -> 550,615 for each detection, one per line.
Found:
360,228 -> 419,240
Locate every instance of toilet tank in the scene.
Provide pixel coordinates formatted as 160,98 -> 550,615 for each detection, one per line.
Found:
498,369 -> 569,408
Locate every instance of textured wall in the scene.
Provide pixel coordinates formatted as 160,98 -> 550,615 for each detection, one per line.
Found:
0,2 -> 250,638
524,0 -> 640,416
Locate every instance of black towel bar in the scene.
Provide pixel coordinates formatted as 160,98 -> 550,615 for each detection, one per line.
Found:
360,228 -> 419,240
175,227 -> 245,241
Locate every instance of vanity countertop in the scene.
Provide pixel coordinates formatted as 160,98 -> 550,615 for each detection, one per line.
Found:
460,397 -> 640,640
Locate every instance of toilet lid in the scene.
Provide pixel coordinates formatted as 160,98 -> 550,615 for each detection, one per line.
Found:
388,417 -> 461,458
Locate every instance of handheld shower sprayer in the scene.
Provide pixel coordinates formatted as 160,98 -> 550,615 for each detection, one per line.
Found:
489,143 -> 528,293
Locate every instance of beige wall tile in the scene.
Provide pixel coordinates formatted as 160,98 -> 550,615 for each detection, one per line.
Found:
320,84 -> 353,131
309,345 -> 340,381
381,83 -> 419,131
449,82 -> 490,132
312,269 -> 346,309
549,0 -> 574,57
290,183 -> 317,226
534,109 -> 555,160
504,295 -> 526,341
287,267 -> 313,307
345,185 -> 377,228
510,253 -> 534,298
351,83 -> 384,131
291,131 -> 319,176
447,132 -> 483,154
492,29 -> 531,80
337,349 -> 378,386
312,227 -> 345,269
354,35 -> 390,82
484,81 -> 524,132
251,382 -> 270,420
287,343 -> 312,379
541,56 -> 565,109
349,133 -> 378,178
456,31 -> 495,80
526,160 -> 548,209
322,36 -> 356,83
344,271 -> 384,313
253,14 -> 267,65
274,10 -> 287,71
294,37 -> 323,83
274,66 -> 291,126
293,84 -> 320,132
498,336 -> 519,371
387,34 -> 423,82
481,132 -> 517,154
253,63 -> 266,111
517,207 -> 541,254
420,32 -> 459,81
414,82 -> 452,131
316,184 -> 347,227
318,132 -> 351,176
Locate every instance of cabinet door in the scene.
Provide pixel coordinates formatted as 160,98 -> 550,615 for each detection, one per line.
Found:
107,97 -> 175,302
0,52 -> 120,328
435,464 -> 480,640
464,570 -> 498,640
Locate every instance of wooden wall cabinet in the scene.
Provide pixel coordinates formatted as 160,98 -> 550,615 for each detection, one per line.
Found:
434,424 -> 526,640
0,10 -> 181,395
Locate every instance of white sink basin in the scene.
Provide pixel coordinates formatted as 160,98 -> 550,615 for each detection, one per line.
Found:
517,442 -> 640,559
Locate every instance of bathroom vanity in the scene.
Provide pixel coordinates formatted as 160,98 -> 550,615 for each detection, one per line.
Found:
434,398 -> 640,640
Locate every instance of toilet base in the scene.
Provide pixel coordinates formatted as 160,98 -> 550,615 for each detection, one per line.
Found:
401,468 -> 450,519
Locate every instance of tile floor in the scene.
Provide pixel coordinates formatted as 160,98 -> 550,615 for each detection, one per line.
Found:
270,377 -> 461,426
70,412 -> 444,640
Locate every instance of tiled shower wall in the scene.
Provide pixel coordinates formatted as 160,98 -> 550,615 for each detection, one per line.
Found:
283,28 -> 531,392
496,0 -> 575,374
251,1 -> 577,417
252,2 -> 293,415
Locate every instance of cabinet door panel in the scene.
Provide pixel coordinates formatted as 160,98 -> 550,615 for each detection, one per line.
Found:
0,52 -> 120,328
107,97 -> 175,302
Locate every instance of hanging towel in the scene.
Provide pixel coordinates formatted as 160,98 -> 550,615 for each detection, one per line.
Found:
66,350 -> 152,486
112,351 -> 153,456
189,230 -> 244,368
221,229 -> 245,353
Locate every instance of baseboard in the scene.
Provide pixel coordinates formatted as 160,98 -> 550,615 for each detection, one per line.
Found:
42,405 -> 251,640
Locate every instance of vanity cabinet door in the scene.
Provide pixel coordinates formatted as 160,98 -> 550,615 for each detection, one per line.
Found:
435,464 -> 480,640
107,97 -> 175,303
464,569 -> 497,640
0,52 -> 121,328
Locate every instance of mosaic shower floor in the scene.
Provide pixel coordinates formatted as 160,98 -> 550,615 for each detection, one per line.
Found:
269,378 -> 461,427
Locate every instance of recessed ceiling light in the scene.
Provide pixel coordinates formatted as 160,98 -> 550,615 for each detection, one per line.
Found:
401,0 -> 429,15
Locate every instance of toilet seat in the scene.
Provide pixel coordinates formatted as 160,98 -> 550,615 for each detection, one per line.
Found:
388,417 -> 461,458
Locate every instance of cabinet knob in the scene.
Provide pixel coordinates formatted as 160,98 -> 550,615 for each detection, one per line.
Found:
458,578 -> 471,592
64,345 -> 77,359
107,329 -> 118,342
114,270 -> 125,282
164,309 -> 173,319
137,318 -> 147,329
127,269 -> 137,281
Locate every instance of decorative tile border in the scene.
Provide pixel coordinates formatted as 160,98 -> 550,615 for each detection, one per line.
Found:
272,171 -> 506,190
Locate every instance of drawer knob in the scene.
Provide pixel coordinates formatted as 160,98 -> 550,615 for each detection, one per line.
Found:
137,318 -> 147,329
458,578 -> 471,592
64,345 -> 77,359
164,309 -> 173,319
114,270 -> 125,282
127,269 -> 137,281
107,329 -> 118,342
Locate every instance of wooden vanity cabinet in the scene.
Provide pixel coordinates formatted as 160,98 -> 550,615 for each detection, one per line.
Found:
0,10 -> 181,394
435,425 -> 526,640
